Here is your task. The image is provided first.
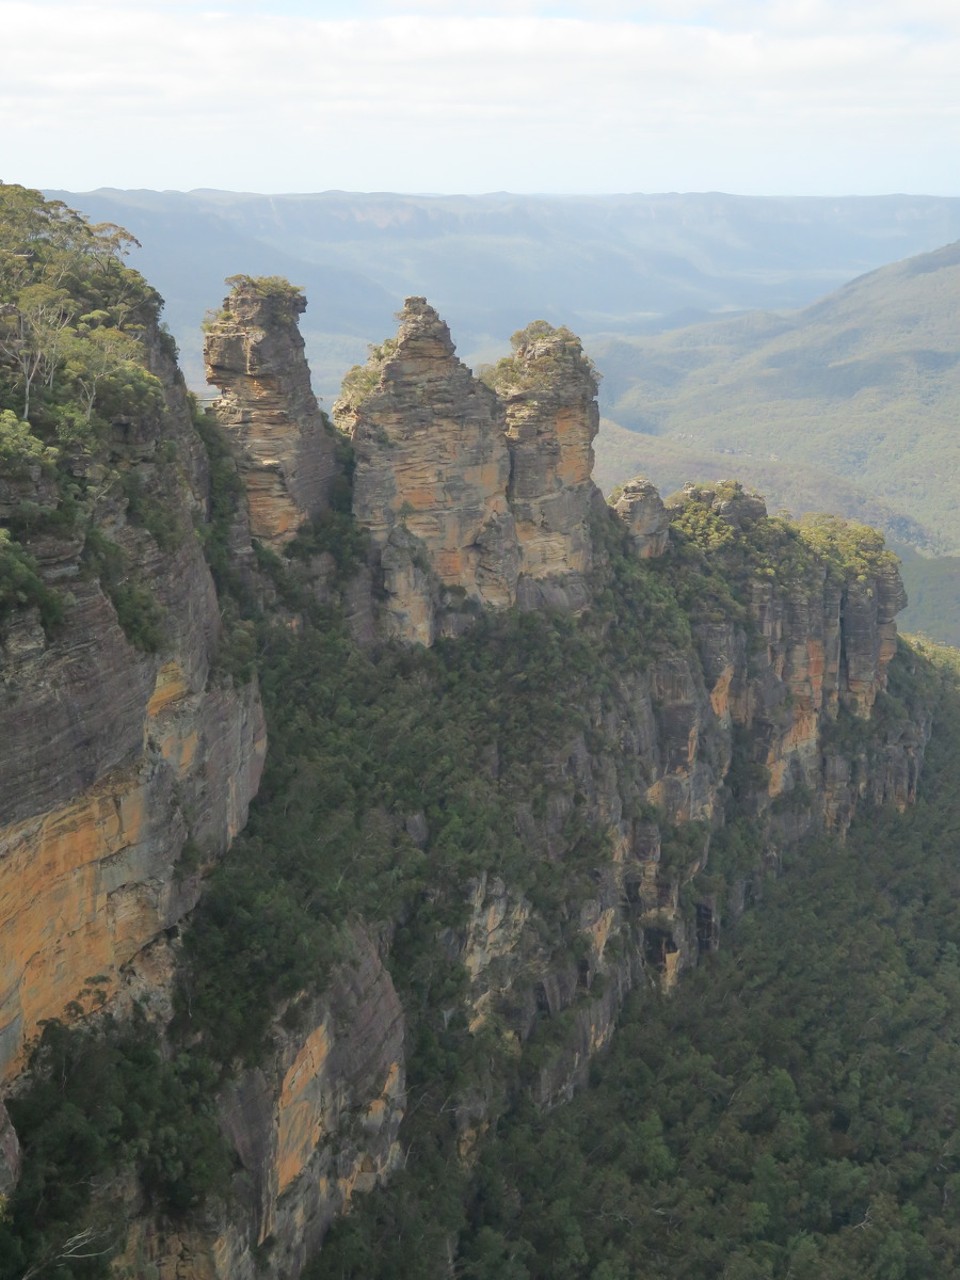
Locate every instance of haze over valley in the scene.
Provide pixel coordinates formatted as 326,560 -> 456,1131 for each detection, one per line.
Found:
54,186 -> 960,642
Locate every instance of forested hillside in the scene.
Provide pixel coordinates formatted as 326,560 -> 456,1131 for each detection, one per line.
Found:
49,189 -> 960,400
316,639 -> 960,1280
0,184 -> 954,1279
50,188 -> 960,649
595,241 -> 960,555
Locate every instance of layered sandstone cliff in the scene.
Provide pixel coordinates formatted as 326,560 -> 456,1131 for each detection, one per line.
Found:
117,930 -> 404,1280
612,474 -> 670,558
494,321 -> 602,610
435,491 -> 926,1103
0,309 -> 266,1078
333,297 -> 517,644
0,262 -> 932,1280
332,302 -> 606,642
204,277 -> 340,549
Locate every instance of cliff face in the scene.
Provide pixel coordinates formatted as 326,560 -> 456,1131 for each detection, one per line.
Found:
0,305 -> 266,1078
612,475 -> 670,558
333,298 -> 517,644
203,277 -> 340,550
117,930 -> 404,1280
495,321 -> 601,611
333,302 -> 605,642
0,235 -> 934,1280
434,486 -> 925,1107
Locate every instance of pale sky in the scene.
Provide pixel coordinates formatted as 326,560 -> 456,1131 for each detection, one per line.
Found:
3,0 -> 959,196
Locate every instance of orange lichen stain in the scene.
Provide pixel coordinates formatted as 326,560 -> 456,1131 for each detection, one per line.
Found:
710,665 -> 734,719
765,709 -> 819,797
585,907 -> 616,962
277,1022 -> 331,1193
767,756 -> 788,795
246,480 -> 302,545
646,779 -> 667,811
436,548 -> 467,581
160,728 -> 199,775
555,410 -> 591,484
403,486 -> 436,509
805,639 -> 826,697
468,992 -> 493,1034
0,773 -> 148,1078
663,949 -> 681,991
146,661 -> 189,717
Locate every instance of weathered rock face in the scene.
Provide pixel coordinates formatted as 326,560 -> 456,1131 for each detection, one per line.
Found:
116,930 -> 404,1280
431,487 -> 926,1107
0,316 -> 266,1078
334,298 -> 518,644
0,264 -> 930,1280
0,1102 -> 20,1200
494,322 -> 601,610
613,475 -> 670,558
204,277 -> 339,549
333,303 -> 609,642
842,559 -> 907,716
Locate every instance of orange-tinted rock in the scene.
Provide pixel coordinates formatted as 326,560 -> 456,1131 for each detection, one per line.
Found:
335,298 -> 518,643
0,313 -> 267,1079
494,322 -> 602,608
204,277 -> 339,549
117,930 -> 405,1280
613,474 -> 670,558
335,303 -> 614,641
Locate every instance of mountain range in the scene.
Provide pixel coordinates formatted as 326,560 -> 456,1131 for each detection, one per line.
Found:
49,188 -> 960,402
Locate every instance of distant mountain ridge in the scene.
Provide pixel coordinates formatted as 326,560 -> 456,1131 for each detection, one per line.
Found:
594,236 -> 960,554
48,189 -> 960,400
48,188 -> 960,641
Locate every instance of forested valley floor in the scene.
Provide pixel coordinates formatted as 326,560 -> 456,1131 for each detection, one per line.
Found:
316,641 -> 960,1280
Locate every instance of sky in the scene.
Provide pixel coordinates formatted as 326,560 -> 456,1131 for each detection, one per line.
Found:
3,0 -> 959,197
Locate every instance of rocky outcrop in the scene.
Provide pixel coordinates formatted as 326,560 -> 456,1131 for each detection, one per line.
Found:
334,298 -> 518,644
204,277 -> 339,549
613,475 -> 670,558
494,321 -> 601,610
333,303 -> 607,642
116,930 -> 404,1280
0,313 -> 266,1078
0,255 -> 931,1280
842,558 -> 906,716
424,484 -> 926,1108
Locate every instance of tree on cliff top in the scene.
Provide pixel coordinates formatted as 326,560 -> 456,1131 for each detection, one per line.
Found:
0,183 -> 153,428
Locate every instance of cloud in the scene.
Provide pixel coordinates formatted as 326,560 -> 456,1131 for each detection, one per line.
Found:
2,1 -> 958,193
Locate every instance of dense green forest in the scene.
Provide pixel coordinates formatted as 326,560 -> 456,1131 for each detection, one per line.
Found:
594,240 -> 960,586
3,185 -> 960,1279
313,636 -> 960,1280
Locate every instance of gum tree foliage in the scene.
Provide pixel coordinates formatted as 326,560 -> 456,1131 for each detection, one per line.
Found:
0,182 -> 157,430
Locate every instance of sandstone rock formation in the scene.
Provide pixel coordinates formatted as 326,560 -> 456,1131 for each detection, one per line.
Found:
0,254 -> 930,1280
117,930 -> 404,1280
333,303 -> 608,641
612,474 -> 670,558
494,321 -> 602,610
0,311 -> 267,1078
204,276 -> 339,549
334,298 -> 518,643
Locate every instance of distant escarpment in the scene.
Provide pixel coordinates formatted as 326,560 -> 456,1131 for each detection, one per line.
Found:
0,212 -> 936,1280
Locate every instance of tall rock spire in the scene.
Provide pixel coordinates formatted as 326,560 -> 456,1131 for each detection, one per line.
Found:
493,321 -> 602,611
334,298 -> 519,644
204,276 -> 339,548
